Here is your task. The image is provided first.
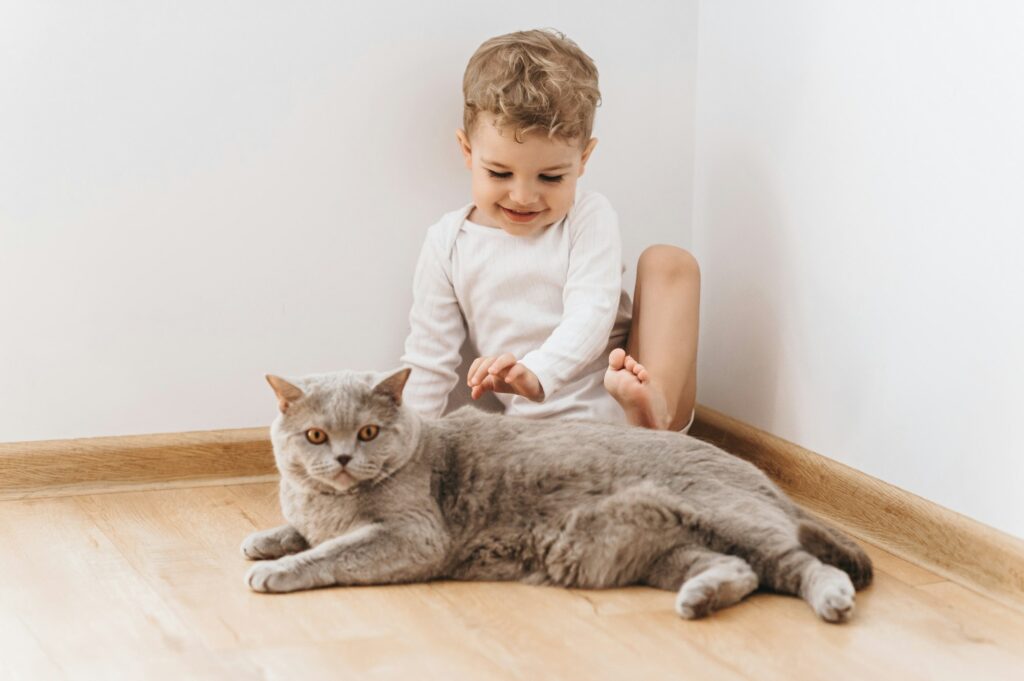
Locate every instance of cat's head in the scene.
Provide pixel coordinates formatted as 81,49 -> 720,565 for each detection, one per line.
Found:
264,367 -> 419,495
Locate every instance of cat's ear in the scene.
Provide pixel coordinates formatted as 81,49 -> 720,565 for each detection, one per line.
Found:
266,375 -> 304,413
372,367 -> 412,406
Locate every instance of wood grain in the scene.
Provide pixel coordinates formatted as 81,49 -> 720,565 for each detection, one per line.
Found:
0,428 -> 275,501
690,404 -> 1024,614
6,403 -> 1023,619
1,482 -> 1023,680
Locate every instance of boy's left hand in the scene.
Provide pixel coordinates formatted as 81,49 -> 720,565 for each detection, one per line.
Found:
467,353 -> 544,402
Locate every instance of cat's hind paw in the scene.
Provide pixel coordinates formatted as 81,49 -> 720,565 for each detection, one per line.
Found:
802,564 -> 856,623
674,557 -> 759,620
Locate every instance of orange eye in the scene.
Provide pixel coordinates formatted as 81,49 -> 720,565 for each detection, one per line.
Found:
305,428 -> 328,445
357,425 -> 379,442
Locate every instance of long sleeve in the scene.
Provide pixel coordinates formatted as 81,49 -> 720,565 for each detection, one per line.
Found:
517,193 -> 623,399
399,223 -> 467,418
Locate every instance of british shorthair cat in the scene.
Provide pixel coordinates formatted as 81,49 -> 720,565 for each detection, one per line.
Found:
242,367 -> 871,622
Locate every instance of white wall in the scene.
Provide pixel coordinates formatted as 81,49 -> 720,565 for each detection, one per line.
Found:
3,1 -> 1020,540
692,2 -> 1024,537
0,2 -> 698,442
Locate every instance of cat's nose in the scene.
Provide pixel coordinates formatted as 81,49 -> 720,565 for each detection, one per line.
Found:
336,455 -> 352,467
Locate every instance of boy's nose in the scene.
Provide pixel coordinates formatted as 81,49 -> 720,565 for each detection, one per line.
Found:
509,184 -> 539,206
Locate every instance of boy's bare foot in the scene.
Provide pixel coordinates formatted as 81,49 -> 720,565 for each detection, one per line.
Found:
603,348 -> 672,430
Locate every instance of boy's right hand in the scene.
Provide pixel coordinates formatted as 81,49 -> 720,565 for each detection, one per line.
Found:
467,353 -> 544,402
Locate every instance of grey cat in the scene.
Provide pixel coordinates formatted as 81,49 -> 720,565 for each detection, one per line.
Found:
242,368 -> 872,623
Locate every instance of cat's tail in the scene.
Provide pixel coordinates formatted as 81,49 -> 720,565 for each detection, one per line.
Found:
797,520 -> 874,590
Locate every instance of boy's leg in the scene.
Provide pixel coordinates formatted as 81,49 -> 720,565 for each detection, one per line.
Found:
604,245 -> 700,431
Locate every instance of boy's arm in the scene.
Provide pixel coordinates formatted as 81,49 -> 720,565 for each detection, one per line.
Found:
516,193 -> 624,399
400,224 -> 466,418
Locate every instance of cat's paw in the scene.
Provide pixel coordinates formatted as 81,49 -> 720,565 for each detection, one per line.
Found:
802,564 -> 856,623
241,532 -> 280,561
675,558 -> 759,619
241,527 -> 307,561
241,532 -> 278,557
675,580 -> 718,619
245,559 -> 305,593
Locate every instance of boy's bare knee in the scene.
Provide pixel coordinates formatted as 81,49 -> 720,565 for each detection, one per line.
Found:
638,245 -> 701,282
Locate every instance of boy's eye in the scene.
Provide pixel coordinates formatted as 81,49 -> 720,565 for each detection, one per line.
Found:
486,169 -> 564,183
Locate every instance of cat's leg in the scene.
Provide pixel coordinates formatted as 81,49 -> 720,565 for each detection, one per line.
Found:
798,560 -> 857,623
541,483 -> 690,588
708,505 -> 861,623
646,546 -> 759,619
748,542 -> 857,623
240,524 -> 309,560
245,522 -> 448,594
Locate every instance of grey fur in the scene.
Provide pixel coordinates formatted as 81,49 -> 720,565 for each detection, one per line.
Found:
243,368 -> 872,623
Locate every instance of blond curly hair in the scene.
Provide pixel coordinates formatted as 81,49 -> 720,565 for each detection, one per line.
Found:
462,28 -> 601,147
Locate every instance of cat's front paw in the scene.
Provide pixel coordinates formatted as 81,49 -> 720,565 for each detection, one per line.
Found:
241,533 -> 274,561
241,526 -> 308,561
245,559 -> 306,594
241,531 -> 284,561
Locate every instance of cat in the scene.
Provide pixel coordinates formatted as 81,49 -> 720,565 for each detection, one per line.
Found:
242,367 -> 872,623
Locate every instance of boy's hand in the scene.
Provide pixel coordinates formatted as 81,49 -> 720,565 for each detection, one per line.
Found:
467,353 -> 544,402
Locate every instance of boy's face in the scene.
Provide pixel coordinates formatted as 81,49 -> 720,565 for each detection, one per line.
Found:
456,119 -> 598,237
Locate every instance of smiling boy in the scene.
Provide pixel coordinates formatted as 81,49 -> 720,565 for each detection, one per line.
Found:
400,28 -> 700,432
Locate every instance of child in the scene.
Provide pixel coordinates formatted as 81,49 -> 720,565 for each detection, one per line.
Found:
400,28 -> 701,432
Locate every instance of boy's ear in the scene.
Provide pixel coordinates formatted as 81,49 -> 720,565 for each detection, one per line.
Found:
579,137 -> 598,177
266,375 -> 304,413
455,128 -> 473,169
373,367 -> 412,406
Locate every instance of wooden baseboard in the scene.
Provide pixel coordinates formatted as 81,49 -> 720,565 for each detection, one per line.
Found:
690,404 -> 1024,613
4,408 -> 1022,614
0,428 -> 276,501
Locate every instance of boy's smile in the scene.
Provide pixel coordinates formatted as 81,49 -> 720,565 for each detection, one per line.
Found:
457,119 -> 598,236
500,206 -> 545,223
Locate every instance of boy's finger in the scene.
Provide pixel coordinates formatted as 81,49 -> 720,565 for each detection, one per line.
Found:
506,364 -> 524,382
467,357 -> 484,386
475,375 -> 503,397
470,356 -> 495,386
488,353 -> 517,376
479,356 -> 501,382
473,375 -> 499,398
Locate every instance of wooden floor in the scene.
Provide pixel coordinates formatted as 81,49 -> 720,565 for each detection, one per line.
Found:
2,481 -> 1022,681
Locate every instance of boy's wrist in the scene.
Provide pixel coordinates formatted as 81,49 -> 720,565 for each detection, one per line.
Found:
516,354 -> 552,403
521,369 -> 544,402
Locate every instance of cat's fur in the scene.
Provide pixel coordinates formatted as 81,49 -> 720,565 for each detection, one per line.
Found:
243,368 -> 872,623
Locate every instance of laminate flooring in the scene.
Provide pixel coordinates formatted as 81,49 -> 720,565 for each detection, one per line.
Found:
1,481 -> 1021,680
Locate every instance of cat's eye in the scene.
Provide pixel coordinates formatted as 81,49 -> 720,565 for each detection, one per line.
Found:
306,428 -> 328,445
357,425 -> 380,442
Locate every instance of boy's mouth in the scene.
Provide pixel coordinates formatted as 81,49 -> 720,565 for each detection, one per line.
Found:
501,206 -> 544,223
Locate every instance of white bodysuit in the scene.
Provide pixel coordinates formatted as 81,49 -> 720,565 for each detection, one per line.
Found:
400,190 -> 633,423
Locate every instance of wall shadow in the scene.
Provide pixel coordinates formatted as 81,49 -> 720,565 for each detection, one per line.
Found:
693,150 -> 788,430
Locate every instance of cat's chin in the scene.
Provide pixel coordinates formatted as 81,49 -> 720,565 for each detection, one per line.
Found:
326,470 -> 360,492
